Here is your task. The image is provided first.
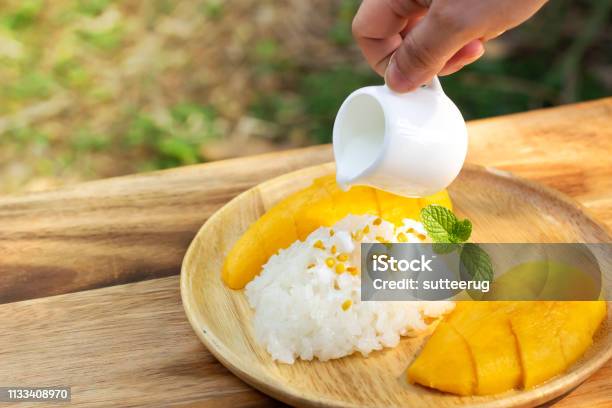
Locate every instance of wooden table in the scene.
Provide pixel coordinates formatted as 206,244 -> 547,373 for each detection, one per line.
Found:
1,98 -> 611,407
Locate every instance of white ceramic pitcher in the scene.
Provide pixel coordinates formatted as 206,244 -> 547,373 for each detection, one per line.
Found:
332,77 -> 467,197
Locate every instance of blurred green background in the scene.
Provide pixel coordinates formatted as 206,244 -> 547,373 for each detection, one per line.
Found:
0,0 -> 610,194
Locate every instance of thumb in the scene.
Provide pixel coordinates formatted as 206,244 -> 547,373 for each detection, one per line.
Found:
386,12 -> 474,92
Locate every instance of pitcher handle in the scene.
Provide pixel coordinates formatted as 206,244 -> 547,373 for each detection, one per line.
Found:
424,76 -> 443,94
383,74 -> 444,96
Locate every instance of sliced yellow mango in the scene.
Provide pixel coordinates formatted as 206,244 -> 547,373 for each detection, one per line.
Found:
258,199 -> 299,259
221,221 -> 268,289
222,174 -> 452,289
293,184 -> 335,240
319,179 -> 379,218
408,321 -> 475,396
447,302 -> 521,395
411,301 -> 606,396
376,188 -> 453,226
579,300 -> 607,335
551,301 -> 606,366
375,190 -> 420,225
470,316 -> 521,394
510,301 -> 567,389
419,189 -> 454,212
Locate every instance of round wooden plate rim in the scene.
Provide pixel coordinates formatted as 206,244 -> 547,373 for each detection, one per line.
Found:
181,163 -> 612,408
473,165 -> 612,239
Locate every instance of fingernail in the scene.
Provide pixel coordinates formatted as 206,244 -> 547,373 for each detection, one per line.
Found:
385,61 -> 415,92
472,47 -> 485,62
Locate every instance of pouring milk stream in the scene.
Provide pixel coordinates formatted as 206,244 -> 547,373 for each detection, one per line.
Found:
332,77 -> 467,197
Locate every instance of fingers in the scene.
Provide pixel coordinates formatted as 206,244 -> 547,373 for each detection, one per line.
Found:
386,8 -> 478,92
357,36 -> 404,76
354,0 -> 550,93
438,39 -> 484,76
353,0 -> 427,76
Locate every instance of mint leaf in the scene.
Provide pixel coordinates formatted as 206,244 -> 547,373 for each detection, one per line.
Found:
460,243 -> 493,283
452,219 -> 472,242
420,205 -> 457,243
432,242 -> 459,254
421,205 -> 473,244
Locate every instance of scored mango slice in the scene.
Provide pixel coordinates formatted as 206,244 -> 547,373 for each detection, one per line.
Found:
375,190 -> 420,225
510,302 -> 567,389
258,199 -> 299,260
552,303 -> 592,366
446,302 -> 522,395
221,220 -> 268,290
407,321 -> 476,396
317,176 -> 380,219
375,188 -> 453,226
221,175 -> 452,289
293,184 -> 335,241
409,301 -> 607,395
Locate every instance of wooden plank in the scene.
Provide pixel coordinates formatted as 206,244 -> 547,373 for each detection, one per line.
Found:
466,97 -> 612,221
0,146 -> 332,304
552,364 -> 612,408
0,275 -> 607,408
0,276 -> 281,408
0,98 -> 610,304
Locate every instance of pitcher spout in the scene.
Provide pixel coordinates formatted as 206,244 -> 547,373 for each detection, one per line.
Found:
335,173 -> 352,192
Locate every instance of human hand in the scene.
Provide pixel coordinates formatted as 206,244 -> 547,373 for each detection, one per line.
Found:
352,0 -> 548,92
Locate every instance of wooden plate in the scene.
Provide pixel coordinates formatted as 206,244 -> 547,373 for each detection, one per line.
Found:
181,163 -> 612,408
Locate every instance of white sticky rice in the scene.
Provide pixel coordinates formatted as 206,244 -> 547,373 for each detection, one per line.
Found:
245,214 -> 455,364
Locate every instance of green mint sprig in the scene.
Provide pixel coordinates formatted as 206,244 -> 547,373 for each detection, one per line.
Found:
420,204 -> 472,243
459,243 -> 494,284
421,205 -> 493,284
